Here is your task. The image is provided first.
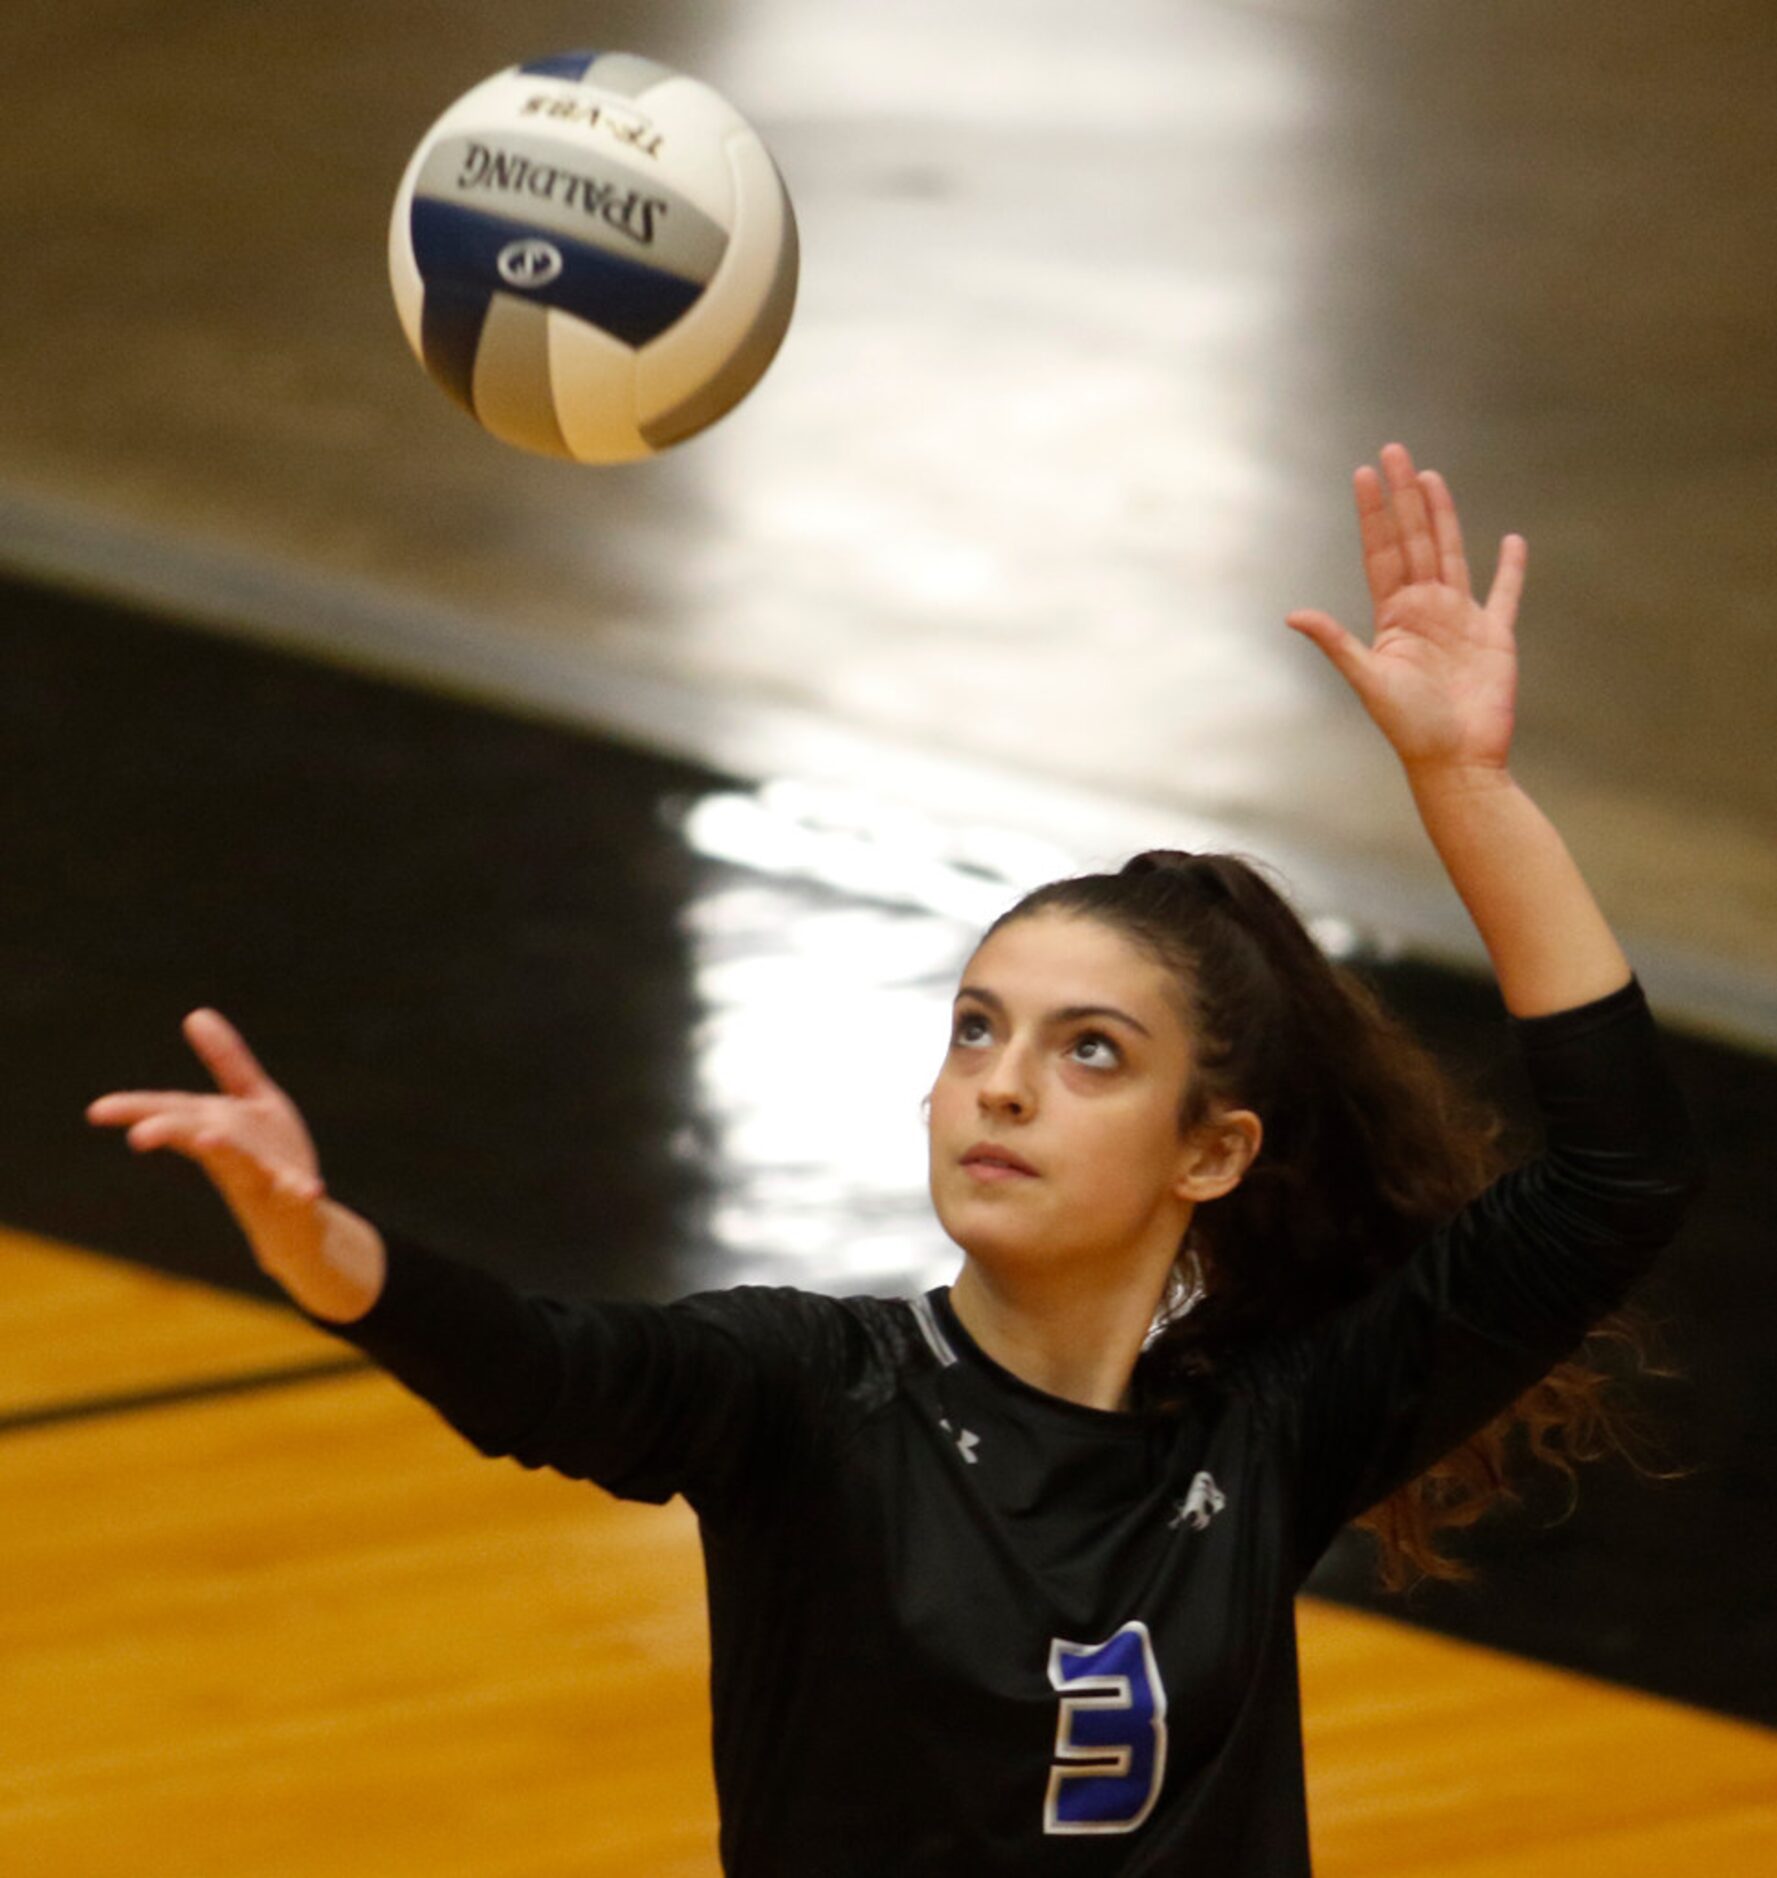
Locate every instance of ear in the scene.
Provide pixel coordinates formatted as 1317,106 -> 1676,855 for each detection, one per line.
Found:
1175,1108 -> 1263,1203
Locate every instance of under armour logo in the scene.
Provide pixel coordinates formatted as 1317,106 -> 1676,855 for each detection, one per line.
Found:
939,1416 -> 982,1464
1168,1470 -> 1226,1532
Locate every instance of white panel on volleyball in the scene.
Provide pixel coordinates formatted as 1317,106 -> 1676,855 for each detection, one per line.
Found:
549,316 -> 651,463
427,68 -> 741,230
386,129 -> 429,357
636,128 -> 789,424
622,73 -> 744,226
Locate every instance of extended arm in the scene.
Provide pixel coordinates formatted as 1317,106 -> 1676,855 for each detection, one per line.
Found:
1286,441 -> 1631,1018
1271,455 -> 1704,1573
1406,766 -> 1630,1018
87,1011 -> 856,1514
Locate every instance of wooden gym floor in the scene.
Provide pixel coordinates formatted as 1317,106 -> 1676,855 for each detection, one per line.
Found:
4,1220 -> 1775,1874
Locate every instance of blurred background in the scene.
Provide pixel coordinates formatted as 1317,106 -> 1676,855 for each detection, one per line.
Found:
2,3 -> 1772,1873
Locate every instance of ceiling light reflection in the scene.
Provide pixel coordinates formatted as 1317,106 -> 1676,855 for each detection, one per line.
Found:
670,774 -> 1063,1294
676,780 -> 1081,924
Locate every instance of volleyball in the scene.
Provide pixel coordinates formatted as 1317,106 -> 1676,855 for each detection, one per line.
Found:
388,49 -> 799,464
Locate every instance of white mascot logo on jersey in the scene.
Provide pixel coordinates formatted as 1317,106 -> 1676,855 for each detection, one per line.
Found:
1168,1470 -> 1226,1532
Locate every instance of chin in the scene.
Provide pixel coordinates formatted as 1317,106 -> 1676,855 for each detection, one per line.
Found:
934,1207 -> 1051,1271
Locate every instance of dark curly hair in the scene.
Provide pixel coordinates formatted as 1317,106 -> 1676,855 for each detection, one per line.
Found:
977,847 -> 1686,1594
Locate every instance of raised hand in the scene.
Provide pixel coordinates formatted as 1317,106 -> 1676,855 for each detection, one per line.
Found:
1284,442 -> 1526,777
87,1010 -> 383,1321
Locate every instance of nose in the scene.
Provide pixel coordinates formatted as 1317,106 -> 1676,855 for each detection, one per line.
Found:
979,1038 -> 1035,1117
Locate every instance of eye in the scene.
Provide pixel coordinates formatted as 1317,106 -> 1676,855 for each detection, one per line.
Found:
1070,1030 -> 1121,1069
948,1012 -> 1122,1070
950,1012 -> 990,1048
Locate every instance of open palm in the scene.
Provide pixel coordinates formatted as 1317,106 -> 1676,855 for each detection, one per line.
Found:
86,1009 -> 328,1276
1286,442 -> 1526,775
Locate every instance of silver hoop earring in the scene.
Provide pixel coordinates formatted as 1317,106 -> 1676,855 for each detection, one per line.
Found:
1175,1246 -> 1208,1318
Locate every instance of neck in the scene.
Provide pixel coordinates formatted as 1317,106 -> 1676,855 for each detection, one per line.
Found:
947,1256 -> 1168,1414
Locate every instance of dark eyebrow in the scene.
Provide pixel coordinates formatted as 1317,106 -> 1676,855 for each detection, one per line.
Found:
954,985 -> 1153,1039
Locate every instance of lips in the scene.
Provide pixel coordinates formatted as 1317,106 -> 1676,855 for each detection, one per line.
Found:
961,1142 -> 1038,1175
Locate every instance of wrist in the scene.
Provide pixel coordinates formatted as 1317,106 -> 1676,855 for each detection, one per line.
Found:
1404,758 -> 1517,802
272,1199 -> 386,1323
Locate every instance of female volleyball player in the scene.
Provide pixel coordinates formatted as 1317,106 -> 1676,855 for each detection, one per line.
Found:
88,443 -> 1705,1873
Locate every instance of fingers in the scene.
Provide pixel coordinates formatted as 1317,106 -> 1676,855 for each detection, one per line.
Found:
89,1014 -> 322,1218
92,1093 -> 321,1205
125,1109 -> 195,1153
1358,446 -> 1472,603
1485,533 -> 1529,625
87,1093 -> 217,1150
87,1091 -> 195,1126
87,1010 -> 276,1123
1285,608 -> 1373,695
1379,443 -> 1438,585
1355,467 -> 1404,610
1419,469 -> 1472,599
182,1008 -> 275,1099
89,1094 -> 217,1157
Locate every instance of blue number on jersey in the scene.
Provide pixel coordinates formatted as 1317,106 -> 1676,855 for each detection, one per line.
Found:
1043,1619 -> 1169,1834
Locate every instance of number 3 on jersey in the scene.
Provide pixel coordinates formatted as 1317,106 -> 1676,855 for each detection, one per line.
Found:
1043,1620 -> 1168,1834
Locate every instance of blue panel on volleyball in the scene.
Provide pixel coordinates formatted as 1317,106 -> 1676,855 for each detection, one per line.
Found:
518,52 -> 600,81
411,198 -> 703,347
419,284 -> 492,415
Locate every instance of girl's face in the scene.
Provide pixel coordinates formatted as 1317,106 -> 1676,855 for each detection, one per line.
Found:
927,910 -> 1238,1280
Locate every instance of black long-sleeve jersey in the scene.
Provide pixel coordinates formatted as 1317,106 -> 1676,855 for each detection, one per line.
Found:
298,973 -> 1704,1874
